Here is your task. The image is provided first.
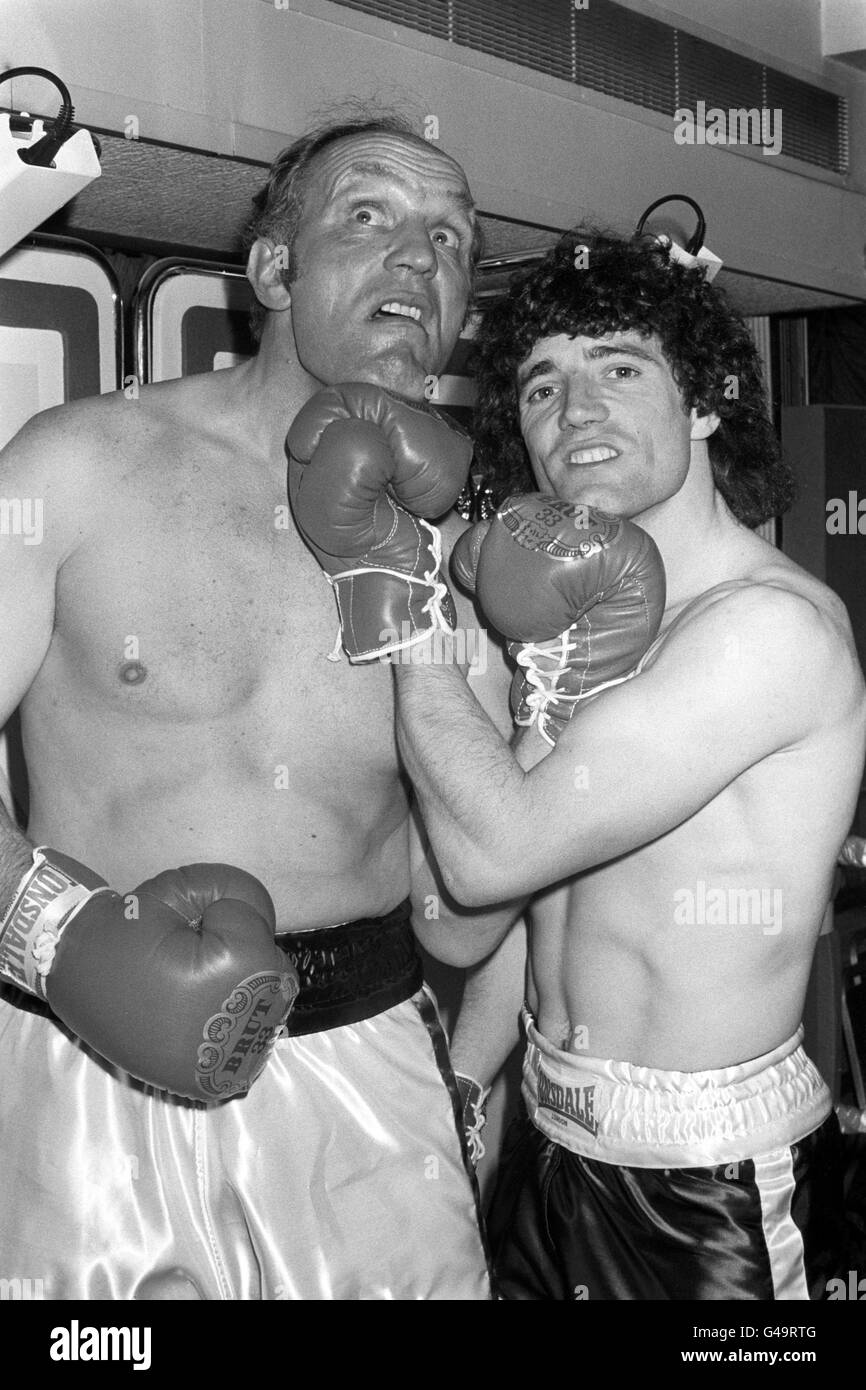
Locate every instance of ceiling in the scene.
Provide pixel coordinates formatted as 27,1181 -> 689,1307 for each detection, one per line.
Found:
44,131 -> 865,317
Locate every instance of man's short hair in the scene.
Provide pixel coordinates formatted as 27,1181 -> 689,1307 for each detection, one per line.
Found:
244,106 -> 482,342
472,230 -> 794,529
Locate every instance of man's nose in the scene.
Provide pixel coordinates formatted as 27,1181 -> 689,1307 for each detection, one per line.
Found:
383,218 -> 438,276
560,377 -> 609,427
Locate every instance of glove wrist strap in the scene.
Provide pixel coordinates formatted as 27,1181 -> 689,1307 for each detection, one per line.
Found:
328,518 -> 456,662
0,847 -> 111,998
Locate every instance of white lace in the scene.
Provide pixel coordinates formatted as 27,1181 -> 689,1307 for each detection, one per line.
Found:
456,1074 -> 492,1167
325,515 -> 453,658
32,886 -> 112,981
515,629 -> 636,746
464,1103 -> 488,1166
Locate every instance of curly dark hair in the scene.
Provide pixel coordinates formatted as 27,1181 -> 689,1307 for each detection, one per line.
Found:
243,103 -> 483,343
472,230 -> 793,528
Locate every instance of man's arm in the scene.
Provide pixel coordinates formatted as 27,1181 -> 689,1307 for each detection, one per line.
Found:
397,584 -> 853,909
409,525 -> 552,1090
409,509 -> 526,965
0,412 -> 68,895
409,802 -> 525,965
447,915 -> 527,1076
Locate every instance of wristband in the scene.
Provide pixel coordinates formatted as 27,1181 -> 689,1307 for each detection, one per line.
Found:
454,1070 -> 492,1166
0,847 -> 111,998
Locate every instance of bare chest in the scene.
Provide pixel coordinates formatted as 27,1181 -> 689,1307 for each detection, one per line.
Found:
46,459 -> 396,742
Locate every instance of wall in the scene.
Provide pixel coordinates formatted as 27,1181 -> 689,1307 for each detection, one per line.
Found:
4,0 -> 866,299
629,0 -> 824,71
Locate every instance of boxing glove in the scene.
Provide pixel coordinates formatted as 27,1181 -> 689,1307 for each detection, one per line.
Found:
838,836 -> 866,869
452,495 -> 666,744
0,849 -> 298,1101
454,1071 -> 491,1168
288,384 -> 473,662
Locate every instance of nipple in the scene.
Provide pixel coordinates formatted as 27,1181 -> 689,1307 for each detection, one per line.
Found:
118,660 -> 147,685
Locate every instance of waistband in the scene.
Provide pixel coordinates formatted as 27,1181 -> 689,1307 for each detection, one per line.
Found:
522,1009 -> 832,1168
275,900 -> 422,1036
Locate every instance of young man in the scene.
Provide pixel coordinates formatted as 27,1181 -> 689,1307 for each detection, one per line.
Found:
0,111 -> 508,1300
388,231 -> 866,1299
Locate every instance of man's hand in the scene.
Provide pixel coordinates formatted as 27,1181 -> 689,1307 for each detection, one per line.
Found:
452,494 -> 665,743
0,849 -> 298,1101
838,835 -> 866,868
453,1071 -> 492,1166
287,384 -> 472,661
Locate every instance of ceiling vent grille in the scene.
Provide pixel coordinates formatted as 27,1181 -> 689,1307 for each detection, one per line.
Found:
334,0 -> 848,173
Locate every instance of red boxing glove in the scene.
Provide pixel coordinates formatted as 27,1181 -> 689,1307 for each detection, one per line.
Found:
454,1071 -> 491,1167
452,494 -> 666,744
288,384 -> 472,662
0,850 -> 298,1101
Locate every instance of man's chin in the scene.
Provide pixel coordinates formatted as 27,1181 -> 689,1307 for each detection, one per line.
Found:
342,339 -> 445,397
543,478 -> 618,511
321,365 -> 428,402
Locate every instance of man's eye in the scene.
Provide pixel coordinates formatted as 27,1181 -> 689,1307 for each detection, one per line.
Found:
351,205 -> 385,225
432,227 -> 460,248
607,365 -> 639,379
527,384 -> 557,404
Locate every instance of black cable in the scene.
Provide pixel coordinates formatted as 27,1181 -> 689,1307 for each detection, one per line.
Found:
635,194 -> 707,255
0,66 -> 76,167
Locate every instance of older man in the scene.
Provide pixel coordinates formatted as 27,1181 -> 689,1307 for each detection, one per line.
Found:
0,111 -> 510,1300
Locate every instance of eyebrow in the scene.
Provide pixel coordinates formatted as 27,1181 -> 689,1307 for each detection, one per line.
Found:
586,342 -> 661,363
516,340 -> 662,390
335,162 -> 476,217
517,358 -> 557,391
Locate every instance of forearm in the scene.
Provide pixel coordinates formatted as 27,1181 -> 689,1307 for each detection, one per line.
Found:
410,801 -> 525,965
449,916 -> 527,1085
395,645 -> 525,902
0,798 -> 35,916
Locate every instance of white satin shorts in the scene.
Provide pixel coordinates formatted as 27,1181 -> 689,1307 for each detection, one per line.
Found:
0,983 -> 492,1300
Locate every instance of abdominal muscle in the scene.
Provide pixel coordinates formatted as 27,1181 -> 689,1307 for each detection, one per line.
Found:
23,699 -> 412,933
529,828 -> 819,1073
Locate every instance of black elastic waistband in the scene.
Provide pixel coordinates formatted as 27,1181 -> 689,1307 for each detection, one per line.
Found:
274,899 -> 421,1036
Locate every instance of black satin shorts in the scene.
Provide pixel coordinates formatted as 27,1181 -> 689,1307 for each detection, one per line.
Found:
488,1110 -> 847,1300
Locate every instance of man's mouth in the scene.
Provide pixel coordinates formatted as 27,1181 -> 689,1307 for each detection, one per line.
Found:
372,300 -> 425,325
566,445 -> 619,465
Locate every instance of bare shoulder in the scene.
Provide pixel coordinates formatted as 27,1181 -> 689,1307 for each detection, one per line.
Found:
4,384 -> 149,475
658,555 -> 865,722
0,371 -> 225,478
0,375 -> 213,561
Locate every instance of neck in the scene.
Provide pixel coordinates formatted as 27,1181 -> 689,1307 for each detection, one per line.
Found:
225,316 -> 322,462
635,448 -> 752,619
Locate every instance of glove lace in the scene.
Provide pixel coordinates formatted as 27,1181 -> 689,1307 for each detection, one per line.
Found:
464,1104 -> 488,1166
516,629 -> 637,745
325,515 -> 453,645
417,517 -> 453,631
455,1073 -> 491,1167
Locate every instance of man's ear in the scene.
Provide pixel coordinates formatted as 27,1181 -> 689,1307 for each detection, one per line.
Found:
689,406 -> 720,441
246,239 -> 293,312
